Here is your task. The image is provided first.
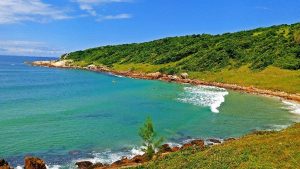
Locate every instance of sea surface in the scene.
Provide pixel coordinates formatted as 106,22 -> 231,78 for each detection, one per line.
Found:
0,55 -> 299,168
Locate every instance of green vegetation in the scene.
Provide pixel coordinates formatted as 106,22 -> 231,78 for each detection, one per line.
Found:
64,23 -> 300,93
133,123 -> 300,169
139,117 -> 163,160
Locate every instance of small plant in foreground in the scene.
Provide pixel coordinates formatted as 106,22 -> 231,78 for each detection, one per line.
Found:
139,117 -> 164,160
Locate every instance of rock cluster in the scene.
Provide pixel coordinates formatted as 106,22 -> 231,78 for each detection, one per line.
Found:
24,157 -> 47,169
0,157 -> 47,169
0,159 -> 13,169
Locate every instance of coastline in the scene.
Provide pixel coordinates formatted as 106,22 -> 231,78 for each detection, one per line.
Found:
30,60 -> 300,103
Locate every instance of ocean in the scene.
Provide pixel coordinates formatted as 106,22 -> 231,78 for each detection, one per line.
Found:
0,55 -> 299,168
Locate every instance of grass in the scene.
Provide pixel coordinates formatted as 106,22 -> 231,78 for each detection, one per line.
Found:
112,63 -> 300,94
188,66 -> 300,94
70,61 -> 300,94
132,123 -> 300,169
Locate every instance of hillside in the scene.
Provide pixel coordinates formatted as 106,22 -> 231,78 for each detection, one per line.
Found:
63,23 -> 300,93
132,123 -> 300,169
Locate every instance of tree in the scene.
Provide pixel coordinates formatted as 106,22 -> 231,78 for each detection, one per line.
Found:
138,117 -> 163,160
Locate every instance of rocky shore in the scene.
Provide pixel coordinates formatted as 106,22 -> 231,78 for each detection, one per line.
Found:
30,60 -> 300,103
1,138 -> 229,169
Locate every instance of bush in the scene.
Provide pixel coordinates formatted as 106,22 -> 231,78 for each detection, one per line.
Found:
159,67 -> 179,75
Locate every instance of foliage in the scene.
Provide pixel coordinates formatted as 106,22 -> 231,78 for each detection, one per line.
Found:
65,23 -> 300,72
139,117 -> 163,160
132,123 -> 300,169
159,67 -> 180,75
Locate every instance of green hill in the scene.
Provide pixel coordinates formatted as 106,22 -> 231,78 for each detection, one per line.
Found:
63,23 -> 300,93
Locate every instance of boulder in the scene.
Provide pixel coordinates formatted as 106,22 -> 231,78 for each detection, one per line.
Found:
171,146 -> 180,152
0,159 -> 12,169
207,138 -> 222,144
111,157 -> 131,167
87,64 -> 97,70
181,139 -> 205,150
88,163 -> 105,169
159,144 -> 172,153
181,143 -> 193,150
180,73 -> 189,79
224,137 -> 236,142
169,75 -> 179,81
190,139 -> 205,149
24,157 -> 47,169
146,72 -> 162,79
130,155 -> 148,163
75,161 -> 93,169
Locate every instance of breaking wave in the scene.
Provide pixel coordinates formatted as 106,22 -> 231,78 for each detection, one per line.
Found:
282,100 -> 300,115
178,85 -> 229,113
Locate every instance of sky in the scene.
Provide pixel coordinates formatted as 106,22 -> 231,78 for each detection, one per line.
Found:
0,0 -> 299,57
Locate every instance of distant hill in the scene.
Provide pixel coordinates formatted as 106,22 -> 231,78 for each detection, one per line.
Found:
63,23 -> 300,93
64,23 -> 300,72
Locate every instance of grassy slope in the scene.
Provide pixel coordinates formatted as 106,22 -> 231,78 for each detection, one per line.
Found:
111,64 -> 300,94
66,23 -> 300,94
134,124 -> 300,169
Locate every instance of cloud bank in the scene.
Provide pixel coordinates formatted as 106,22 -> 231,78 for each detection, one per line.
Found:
0,0 -> 71,24
0,40 -> 65,57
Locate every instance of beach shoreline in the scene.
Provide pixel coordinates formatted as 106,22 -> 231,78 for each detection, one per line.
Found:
29,60 -> 300,103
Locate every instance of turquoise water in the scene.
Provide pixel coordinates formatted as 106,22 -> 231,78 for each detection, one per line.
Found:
0,56 -> 299,168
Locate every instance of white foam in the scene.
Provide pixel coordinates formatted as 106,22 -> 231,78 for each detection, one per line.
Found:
282,100 -> 300,115
270,124 -> 290,131
74,147 -> 144,165
16,166 -> 23,169
46,165 -> 61,169
178,85 -> 229,113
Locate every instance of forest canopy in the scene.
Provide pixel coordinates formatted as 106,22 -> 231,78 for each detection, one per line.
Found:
64,23 -> 300,72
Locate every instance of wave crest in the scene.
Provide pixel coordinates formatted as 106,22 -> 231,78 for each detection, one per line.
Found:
282,100 -> 300,115
178,85 -> 229,113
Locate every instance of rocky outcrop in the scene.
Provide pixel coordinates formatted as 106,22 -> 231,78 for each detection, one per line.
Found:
146,72 -> 162,79
224,137 -> 236,142
24,157 -> 47,169
159,144 -> 173,153
180,73 -> 189,79
190,139 -> 205,149
181,139 -> 205,150
0,159 -> 13,169
75,161 -> 93,169
130,154 -> 148,163
88,163 -> 106,169
207,138 -> 222,144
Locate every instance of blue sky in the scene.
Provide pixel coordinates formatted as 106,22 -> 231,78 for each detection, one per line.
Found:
0,0 -> 299,57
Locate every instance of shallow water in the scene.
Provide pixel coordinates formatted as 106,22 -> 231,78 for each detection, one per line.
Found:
0,56 -> 299,168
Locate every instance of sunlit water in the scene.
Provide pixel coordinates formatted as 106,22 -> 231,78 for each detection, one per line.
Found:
0,56 -> 299,168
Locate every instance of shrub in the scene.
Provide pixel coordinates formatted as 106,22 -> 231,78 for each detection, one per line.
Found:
139,117 -> 163,160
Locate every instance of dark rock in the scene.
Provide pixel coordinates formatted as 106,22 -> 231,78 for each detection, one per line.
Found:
111,157 -> 131,167
224,137 -> 236,141
88,162 -> 105,169
171,146 -> 180,152
160,144 -> 172,153
130,155 -> 148,163
75,161 -> 93,169
0,159 -> 12,169
207,138 -> 222,144
24,157 -> 47,169
190,139 -> 205,149
181,143 -> 193,149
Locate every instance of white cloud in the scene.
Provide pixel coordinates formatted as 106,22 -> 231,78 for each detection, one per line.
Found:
0,0 -> 71,24
0,40 -> 65,57
97,13 -> 131,21
73,0 -> 133,20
